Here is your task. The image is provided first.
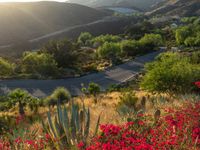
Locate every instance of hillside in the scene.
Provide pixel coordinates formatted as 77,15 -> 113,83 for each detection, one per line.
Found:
147,0 -> 200,17
0,2 -> 108,45
68,0 -> 164,10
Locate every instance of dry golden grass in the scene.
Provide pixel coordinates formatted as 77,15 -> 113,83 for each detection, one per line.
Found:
0,90 -> 190,134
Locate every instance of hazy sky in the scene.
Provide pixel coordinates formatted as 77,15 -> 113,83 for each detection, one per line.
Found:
0,0 -> 66,2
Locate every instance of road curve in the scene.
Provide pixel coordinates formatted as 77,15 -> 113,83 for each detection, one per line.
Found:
0,51 -> 162,97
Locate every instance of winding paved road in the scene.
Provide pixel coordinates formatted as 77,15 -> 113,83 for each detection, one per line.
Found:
0,50 -> 163,97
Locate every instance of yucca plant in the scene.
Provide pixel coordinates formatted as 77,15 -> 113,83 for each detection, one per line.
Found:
43,102 -> 100,149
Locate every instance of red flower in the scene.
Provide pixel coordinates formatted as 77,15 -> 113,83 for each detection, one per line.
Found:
78,141 -> 85,149
14,137 -> 22,144
194,81 -> 200,88
84,101 -> 200,150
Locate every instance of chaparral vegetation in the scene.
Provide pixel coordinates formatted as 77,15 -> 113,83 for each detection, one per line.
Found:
0,1 -> 200,149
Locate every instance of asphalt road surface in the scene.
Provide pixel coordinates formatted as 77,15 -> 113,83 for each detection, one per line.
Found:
0,50 -> 163,97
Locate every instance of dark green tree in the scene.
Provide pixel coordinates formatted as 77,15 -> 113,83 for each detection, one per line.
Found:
42,39 -> 79,68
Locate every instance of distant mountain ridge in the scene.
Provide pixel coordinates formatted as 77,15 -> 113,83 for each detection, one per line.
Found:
0,2 -> 108,45
68,0 -> 164,10
147,0 -> 200,16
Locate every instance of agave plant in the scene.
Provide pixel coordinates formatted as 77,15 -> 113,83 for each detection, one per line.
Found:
43,101 -> 100,149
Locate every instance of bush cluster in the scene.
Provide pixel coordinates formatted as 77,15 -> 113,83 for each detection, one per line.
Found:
140,52 -> 200,94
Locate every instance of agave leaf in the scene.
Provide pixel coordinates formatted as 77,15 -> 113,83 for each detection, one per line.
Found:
63,106 -> 70,143
71,103 -> 77,140
54,116 -> 61,138
57,102 -> 63,128
79,110 -> 85,134
75,106 -> 80,133
94,115 -> 101,136
47,111 -> 57,138
84,108 -> 90,138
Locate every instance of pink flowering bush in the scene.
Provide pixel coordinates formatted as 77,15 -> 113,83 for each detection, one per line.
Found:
84,101 -> 200,150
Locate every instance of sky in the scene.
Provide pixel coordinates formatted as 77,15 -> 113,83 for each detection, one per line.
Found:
0,0 -> 66,2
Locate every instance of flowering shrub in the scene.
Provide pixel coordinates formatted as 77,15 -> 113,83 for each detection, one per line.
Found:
0,114 -> 51,150
0,133 -> 51,150
195,81 -> 200,88
84,101 -> 200,150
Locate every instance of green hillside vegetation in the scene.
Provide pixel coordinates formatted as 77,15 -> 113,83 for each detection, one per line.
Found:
176,17 -> 200,46
1,16 -> 200,79
0,32 -> 163,79
141,51 -> 200,94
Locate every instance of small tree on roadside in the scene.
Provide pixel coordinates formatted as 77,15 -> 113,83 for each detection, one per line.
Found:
88,82 -> 100,103
97,42 -> 121,64
45,87 -> 71,107
8,89 -> 33,115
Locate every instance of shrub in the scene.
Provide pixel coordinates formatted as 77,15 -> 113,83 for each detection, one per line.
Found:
97,42 -> 121,64
140,52 -> 200,94
120,40 -> 142,56
0,57 -> 14,76
118,90 -> 138,109
175,26 -> 191,45
88,82 -> 100,103
175,23 -> 200,46
43,102 -> 100,149
78,32 -> 93,46
88,82 -> 100,96
42,39 -> 79,68
139,33 -> 163,50
92,34 -> 121,46
8,89 -> 33,115
21,52 -> 59,77
85,101 -> 200,150
45,87 -> 71,107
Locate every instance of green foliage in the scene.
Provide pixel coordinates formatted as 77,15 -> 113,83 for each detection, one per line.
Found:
175,20 -> 200,47
181,17 -> 200,24
45,87 -> 71,107
42,39 -> 79,68
0,57 -> 14,76
8,89 -> 33,115
125,21 -> 154,39
43,102 -> 100,148
78,32 -> 93,46
118,90 -> 138,109
190,51 -> 200,64
120,40 -> 142,56
176,26 -> 192,45
140,52 -> 200,94
88,82 -> 100,96
106,84 -> 120,92
139,34 -> 163,50
97,42 -> 121,61
92,34 -> 121,47
21,52 -> 59,77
